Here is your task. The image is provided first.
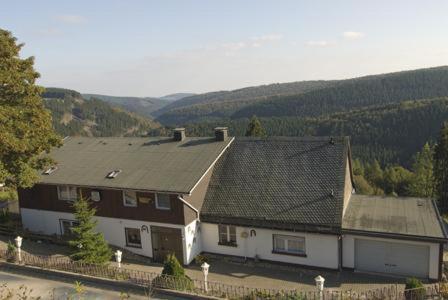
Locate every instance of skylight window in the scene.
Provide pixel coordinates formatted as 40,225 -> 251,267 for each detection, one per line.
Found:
106,170 -> 122,179
43,166 -> 58,175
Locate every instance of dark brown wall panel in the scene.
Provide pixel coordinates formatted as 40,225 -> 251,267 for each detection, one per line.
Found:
19,184 -> 186,225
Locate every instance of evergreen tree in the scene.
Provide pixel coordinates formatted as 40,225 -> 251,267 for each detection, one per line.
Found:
162,254 -> 185,277
353,175 -> 375,195
69,197 -> 112,264
434,122 -> 448,211
408,143 -> 434,197
245,115 -> 266,137
0,29 -> 61,187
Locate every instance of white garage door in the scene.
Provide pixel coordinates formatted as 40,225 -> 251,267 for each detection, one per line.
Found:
355,239 -> 429,278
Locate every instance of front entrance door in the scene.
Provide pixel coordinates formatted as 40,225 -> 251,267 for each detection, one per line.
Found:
151,226 -> 183,264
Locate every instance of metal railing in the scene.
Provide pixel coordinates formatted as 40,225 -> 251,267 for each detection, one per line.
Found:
0,249 -> 445,299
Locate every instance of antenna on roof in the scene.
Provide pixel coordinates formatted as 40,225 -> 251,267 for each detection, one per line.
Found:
106,170 -> 122,179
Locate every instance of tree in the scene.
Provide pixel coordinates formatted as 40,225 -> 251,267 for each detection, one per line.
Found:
162,254 -> 186,277
245,115 -> 266,137
69,197 -> 112,264
0,29 -> 61,188
434,122 -> 448,211
364,160 -> 384,195
408,143 -> 434,197
353,175 -> 375,195
383,166 -> 413,196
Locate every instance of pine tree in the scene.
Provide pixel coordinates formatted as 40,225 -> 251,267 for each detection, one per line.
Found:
69,197 -> 112,264
408,143 -> 434,197
0,29 -> 61,188
162,253 -> 185,277
245,115 -> 266,137
364,160 -> 384,195
434,122 -> 448,211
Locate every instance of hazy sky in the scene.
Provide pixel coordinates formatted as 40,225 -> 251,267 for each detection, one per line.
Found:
2,1 -> 448,97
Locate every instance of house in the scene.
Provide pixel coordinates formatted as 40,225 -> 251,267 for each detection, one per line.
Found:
17,129 -> 447,280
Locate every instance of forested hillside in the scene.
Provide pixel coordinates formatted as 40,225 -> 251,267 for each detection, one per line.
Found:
154,80 -> 335,118
44,88 -> 161,137
82,94 -> 171,118
157,66 -> 448,125
184,97 -> 448,167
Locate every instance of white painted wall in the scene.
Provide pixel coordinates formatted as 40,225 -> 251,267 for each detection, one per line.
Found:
20,208 -> 194,264
342,234 -> 440,279
183,220 -> 201,264
201,222 -> 339,269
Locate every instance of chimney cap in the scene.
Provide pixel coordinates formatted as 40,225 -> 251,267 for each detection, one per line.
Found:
214,127 -> 228,131
174,128 -> 185,131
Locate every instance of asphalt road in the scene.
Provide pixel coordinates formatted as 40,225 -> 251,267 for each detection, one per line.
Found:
0,270 -> 180,299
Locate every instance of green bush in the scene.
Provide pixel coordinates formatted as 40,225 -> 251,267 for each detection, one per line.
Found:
6,241 -> 16,262
155,254 -> 194,291
162,254 -> 185,277
405,278 -> 425,299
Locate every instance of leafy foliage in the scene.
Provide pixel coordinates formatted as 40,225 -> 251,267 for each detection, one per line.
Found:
433,122 -> 448,211
69,197 -> 112,264
0,29 -> 61,188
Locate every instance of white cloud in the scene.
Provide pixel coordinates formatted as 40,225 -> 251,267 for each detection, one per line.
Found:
251,34 -> 283,42
342,31 -> 365,40
305,40 -> 330,47
55,14 -> 87,24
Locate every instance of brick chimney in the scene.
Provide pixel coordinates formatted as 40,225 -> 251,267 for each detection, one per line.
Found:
214,127 -> 228,141
173,128 -> 186,141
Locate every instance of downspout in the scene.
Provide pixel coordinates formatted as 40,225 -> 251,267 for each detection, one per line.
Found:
339,234 -> 343,271
177,195 -> 200,221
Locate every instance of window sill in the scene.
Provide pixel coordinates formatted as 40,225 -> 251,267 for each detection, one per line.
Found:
218,242 -> 238,247
126,244 -> 142,249
272,250 -> 307,257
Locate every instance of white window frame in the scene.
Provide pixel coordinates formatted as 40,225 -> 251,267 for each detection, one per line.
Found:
60,219 -> 79,236
155,193 -> 171,210
218,224 -> 237,246
273,234 -> 306,255
57,185 -> 78,201
125,227 -> 142,248
123,190 -> 137,207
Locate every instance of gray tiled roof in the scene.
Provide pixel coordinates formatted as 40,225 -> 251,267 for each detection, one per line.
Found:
342,195 -> 446,240
200,137 -> 350,230
39,136 -> 233,194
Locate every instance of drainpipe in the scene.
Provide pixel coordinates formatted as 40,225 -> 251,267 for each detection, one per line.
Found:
177,195 -> 199,221
339,234 -> 343,271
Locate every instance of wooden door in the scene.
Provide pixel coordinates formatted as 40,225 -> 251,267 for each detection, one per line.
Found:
151,226 -> 183,264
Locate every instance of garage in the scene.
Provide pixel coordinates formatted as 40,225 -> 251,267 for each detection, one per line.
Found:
355,239 -> 429,278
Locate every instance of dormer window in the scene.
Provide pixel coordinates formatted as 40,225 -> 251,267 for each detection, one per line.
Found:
106,170 -> 121,179
43,166 -> 57,175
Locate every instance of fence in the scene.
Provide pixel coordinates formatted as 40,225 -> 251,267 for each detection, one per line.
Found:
0,249 -> 445,299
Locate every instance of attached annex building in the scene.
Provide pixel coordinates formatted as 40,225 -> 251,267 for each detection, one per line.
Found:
18,128 -> 447,280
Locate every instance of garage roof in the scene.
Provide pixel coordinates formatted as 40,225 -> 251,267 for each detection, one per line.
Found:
342,195 -> 446,240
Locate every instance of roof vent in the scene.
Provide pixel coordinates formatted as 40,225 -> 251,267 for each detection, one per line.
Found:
173,128 -> 186,142
214,127 -> 228,142
106,170 -> 122,179
43,166 -> 58,175
329,137 -> 335,145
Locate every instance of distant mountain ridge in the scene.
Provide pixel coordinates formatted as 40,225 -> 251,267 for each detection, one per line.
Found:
155,66 -> 448,125
82,92 -> 195,118
43,88 -> 161,137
